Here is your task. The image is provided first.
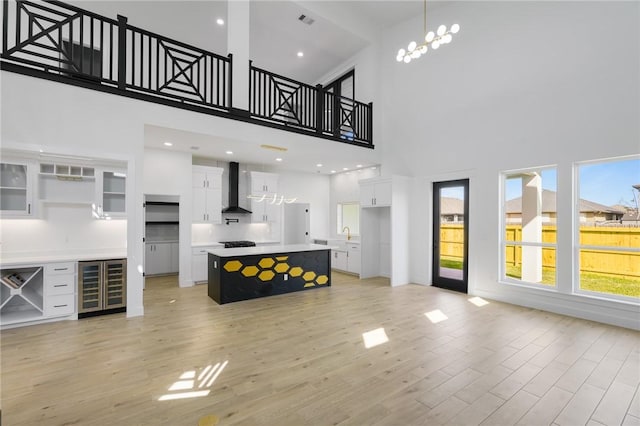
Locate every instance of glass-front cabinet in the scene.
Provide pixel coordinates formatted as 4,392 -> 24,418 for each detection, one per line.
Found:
0,160 -> 33,216
99,170 -> 126,216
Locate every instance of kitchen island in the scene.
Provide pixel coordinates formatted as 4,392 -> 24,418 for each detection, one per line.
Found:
207,244 -> 331,304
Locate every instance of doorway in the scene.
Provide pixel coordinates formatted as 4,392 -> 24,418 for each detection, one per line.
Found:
432,179 -> 469,293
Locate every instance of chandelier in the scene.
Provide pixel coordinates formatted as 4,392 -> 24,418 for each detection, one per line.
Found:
396,0 -> 460,63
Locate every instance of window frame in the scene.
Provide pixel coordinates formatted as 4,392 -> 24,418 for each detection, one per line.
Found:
337,201 -> 360,237
499,165 -> 558,290
573,155 -> 640,304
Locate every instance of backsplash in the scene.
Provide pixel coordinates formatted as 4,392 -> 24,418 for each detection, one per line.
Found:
192,222 -> 274,244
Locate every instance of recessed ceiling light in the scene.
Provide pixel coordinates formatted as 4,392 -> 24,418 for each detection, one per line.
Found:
371,166 -> 377,170
343,167 -> 348,171
216,18 -> 224,25
276,158 -> 283,162
225,150 -> 233,155
316,163 -> 323,167
297,51 -> 304,58
164,142 -> 173,147
356,164 -> 363,168
330,170 -> 336,174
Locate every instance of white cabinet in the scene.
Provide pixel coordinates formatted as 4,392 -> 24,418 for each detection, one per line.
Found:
360,179 -> 392,207
1,261 -> 77,327
43,262 -> 76,317
331,243 -> 360,275
192,246 -> 218,283
193,166 -> 223,224
146,242 -> 178,276
250,171 -> 278,194
332,250 -> 348,271
346,243 -> 361,274
248,171 -> 280,223
38,162 -> 95,205
97,169 -> 127,216
0,159 -> 34,217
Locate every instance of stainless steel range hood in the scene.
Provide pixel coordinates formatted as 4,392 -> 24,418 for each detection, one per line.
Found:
222,162 -> 252,214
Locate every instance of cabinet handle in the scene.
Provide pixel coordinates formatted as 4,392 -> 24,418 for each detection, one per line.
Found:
54,267 -> 68,271
203,180 -> 206,188
207,180 -> 210,188
28,203 -> 31,214
53,284 -> 67,287
53,304 -> 68,308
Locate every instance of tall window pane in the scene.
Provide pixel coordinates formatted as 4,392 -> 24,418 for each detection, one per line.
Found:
576,157 -> 640,299
502,167 -> 557,286
337,202 -> 359,236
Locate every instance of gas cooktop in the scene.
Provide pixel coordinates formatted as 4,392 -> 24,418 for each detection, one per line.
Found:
219,241 -> 256,248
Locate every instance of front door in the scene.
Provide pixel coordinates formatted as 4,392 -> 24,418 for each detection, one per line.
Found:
432,179 -> 469,293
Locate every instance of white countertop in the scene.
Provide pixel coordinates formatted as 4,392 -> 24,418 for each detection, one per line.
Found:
1,249 -> 128,267
207,244 -> 332,257
192,240 -> 280,248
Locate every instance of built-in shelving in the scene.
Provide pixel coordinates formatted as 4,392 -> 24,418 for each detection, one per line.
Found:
0,266 -> 44,325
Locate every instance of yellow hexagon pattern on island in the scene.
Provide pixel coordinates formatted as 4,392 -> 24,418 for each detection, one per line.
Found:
258,270 -> 275,281
289,267 -> 303,277
224,260 -> 243,272
315,275 -> 329,285
258,257 -> 275,269
241,266 -> 259,277
275,256 -> 288,262
274,263 -> 290,273
302,271 -> 316,282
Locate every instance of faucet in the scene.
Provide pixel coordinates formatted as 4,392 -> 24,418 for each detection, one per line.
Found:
342,226 -> 351,241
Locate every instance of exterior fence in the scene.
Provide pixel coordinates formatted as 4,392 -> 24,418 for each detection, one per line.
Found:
441,224 -> 640,279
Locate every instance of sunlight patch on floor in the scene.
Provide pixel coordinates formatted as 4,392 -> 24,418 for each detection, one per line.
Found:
362,327 -> 389,349
425,309 -> 448,324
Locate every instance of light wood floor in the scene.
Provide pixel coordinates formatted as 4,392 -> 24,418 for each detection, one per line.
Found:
2,273 -> 639,425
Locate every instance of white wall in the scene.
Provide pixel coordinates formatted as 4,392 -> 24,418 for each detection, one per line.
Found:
376,1 -> 639,328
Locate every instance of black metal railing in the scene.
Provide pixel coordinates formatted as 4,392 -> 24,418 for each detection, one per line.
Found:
249,62 -> 372,145
1,0 -> 231,111
125,21 -> 231,109
1,0 -> 372,147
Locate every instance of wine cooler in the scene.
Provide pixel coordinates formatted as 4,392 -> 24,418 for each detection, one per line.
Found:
78,259 -> 126,316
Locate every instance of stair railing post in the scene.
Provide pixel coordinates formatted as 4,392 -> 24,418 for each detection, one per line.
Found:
117,14 -> 128,90
367,102 -> 373,145
315,84 -> 323,134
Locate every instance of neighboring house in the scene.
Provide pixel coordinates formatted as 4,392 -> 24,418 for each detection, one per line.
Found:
440,197 -> 464,223
505,190 -> 625,225
620,209 -> 640,225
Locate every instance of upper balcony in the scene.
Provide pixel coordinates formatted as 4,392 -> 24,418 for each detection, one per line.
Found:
0,0 -> 373,148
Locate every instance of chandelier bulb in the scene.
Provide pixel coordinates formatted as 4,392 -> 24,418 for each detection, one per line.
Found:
451,24 -> 460,34
396,55 -> 403,62
411,50 -> 420,59
437,25 -> 446,36
408,41 -> 417,52
432,40 -> 440,49
443,34 -> 453,44
425,31 -> 435,43
403,56 -> 411,63
419,45 -> 428,54
398,48 -> 406,57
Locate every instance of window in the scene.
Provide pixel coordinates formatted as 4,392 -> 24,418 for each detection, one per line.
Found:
501,167 -> 557,286
337,202 -> 359,236
575,156 -> 640,300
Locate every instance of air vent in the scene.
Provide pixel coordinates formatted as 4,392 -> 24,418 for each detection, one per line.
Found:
298,14 -> 315,25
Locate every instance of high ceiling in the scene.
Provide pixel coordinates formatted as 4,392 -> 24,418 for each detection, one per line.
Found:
67,0 -> 423,171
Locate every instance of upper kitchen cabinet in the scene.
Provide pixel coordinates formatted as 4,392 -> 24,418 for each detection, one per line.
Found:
360,178 -> 392,207
249,171 -> 278,195
192,166 -> 223,224
248,171 -> 280,223
0,159 -> 34,217
97,169 -> 127,217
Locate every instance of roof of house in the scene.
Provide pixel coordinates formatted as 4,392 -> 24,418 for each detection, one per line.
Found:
506,190 -> 625,214
621,210 -> 640,222
440,197 -> 464,215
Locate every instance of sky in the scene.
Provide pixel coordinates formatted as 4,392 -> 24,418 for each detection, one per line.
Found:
444,158 -> 640,208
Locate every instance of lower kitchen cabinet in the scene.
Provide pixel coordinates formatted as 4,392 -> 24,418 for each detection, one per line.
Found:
1,261 -> 76,327
145,242 -> 178,276
78,259 -> 126,316
331,243 -> 360,275
192,246 -> 218,283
